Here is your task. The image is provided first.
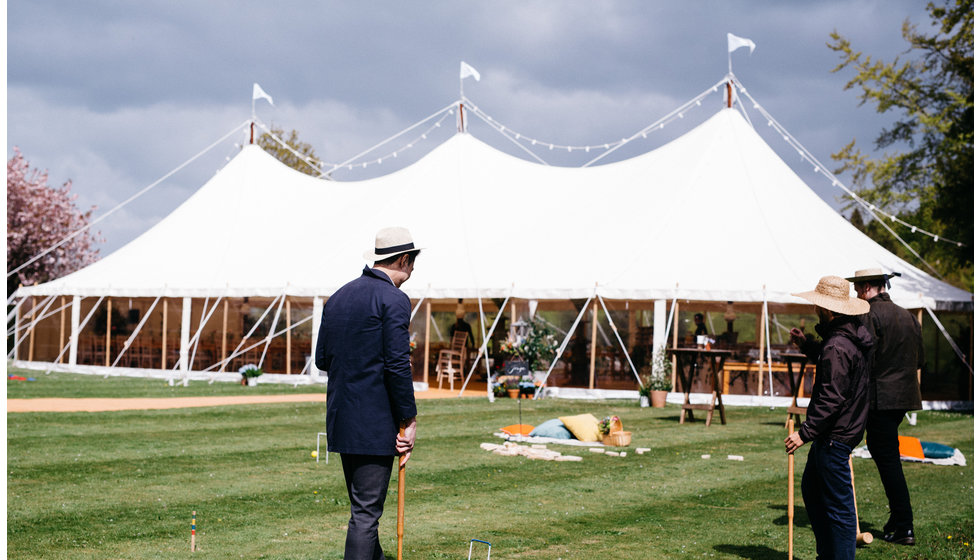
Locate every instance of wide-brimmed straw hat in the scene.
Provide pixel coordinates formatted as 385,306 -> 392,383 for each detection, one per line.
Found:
845,267 -> 901,283
792,276 -> 870,316
363,227 -> 423,262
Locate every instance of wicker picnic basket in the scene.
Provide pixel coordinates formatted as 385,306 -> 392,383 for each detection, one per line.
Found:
601,417 -> 632,447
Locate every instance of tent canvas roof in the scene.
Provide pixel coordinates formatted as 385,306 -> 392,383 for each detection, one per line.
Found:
20,108 -> 972,310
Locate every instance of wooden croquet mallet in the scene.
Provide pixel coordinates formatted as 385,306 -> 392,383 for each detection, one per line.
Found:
849,456 -> 873,545
397,427 -> 406,560
787,420 -> 794,560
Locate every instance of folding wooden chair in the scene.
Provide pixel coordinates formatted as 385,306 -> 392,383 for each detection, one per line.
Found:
435,330 -> 469,390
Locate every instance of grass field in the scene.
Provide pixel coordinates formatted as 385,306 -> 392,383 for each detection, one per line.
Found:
6,368 -> 974,559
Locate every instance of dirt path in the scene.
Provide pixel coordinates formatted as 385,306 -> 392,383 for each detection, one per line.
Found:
7,388 -> 488,413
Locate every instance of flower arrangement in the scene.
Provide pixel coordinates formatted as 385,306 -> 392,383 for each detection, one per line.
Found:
238,364 -> 263,379
499,317 -> 559,371
598,415 -> 620,436
646,345 -> 673,392
409,334 -> 418,351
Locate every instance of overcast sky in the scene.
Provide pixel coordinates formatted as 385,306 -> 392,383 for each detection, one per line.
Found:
8,1 -> 935,256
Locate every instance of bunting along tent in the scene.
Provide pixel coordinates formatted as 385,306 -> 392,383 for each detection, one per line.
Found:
12,107 -> 973,385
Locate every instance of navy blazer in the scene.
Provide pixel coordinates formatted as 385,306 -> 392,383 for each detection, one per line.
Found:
315,266 -> 418,455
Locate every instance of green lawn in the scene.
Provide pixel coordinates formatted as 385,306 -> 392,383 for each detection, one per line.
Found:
6,368 -> 974,559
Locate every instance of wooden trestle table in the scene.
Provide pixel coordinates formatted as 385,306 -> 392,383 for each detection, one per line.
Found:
667,348 -> 732,426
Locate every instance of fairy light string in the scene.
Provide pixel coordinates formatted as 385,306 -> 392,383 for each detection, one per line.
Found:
256,73 -> 965,252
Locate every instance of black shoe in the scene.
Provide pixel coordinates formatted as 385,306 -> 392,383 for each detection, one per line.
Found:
882,528 -> 915,545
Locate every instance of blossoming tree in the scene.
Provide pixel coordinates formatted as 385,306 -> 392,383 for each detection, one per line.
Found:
7,148 -> 101,296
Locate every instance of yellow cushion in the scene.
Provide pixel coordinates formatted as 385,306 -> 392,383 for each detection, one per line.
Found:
558,413 -> 601,442
500,424 -> 534,436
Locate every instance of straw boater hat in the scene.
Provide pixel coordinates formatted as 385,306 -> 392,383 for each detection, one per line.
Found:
363,226 -> 423,262
845,267 -> 901,284
791,276 -> 870,316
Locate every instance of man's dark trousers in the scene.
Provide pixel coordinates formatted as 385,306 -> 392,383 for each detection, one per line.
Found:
341,454 -> 394,560
865,409 -> 913,532
801,438 -> 857,560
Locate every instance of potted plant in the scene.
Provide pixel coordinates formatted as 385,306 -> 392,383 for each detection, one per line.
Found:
638,379 -> 652,407
239,364 -> 263,386
648,345 -> 673,408
504,378 -> 520,399
519,375 -> 536,399
492,381 -> 508,398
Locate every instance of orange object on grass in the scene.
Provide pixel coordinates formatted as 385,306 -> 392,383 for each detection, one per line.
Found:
897,435 -> 925,459
500,424 -> 535,436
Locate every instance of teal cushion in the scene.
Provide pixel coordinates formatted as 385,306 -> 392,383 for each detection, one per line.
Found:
530,418 -> 574,439
921,441 -> 955,459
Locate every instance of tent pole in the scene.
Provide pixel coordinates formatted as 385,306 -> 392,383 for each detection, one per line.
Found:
111,296 -> 161,369
757,303 -> 765,396
286,298 -> 292,375
311,296 -> 324,378
458,293 -> 511,397
69,296 -> 81,365
13,292 -> 22,360
589,298 -> 599,390
161,299 -> 168,369
627,304 -> 636,353
970,312 -> 974,400
671,302 -> 680,391
28,296 -> 36,362
598,296 -> 643,386
423,300 -> 431,384
532,294 -> 593,399
510,300 -> 517,340
220,300 -> 229,372
258,294 -> 286,370
763,287 -> 776,407
917,308 -> 924,386
58,296 -> 67,364
476,294 -> 490,400
178,297 -> 192,385
105,297 -> 112,368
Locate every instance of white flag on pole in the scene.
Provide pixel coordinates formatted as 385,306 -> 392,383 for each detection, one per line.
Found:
727,33 -> 756,53
460,61 -> 481,82
252,83 -> 275,106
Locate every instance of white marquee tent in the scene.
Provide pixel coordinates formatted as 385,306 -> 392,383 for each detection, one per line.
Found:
12,107 -> 973,387
17,108 -> 971,308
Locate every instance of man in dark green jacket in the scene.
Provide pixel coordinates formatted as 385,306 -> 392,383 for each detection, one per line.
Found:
847,268 -> 923,546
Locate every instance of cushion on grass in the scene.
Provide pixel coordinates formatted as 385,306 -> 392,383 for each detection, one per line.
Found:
558,413 -> 600,442
529,418 -> 574,439
500,424 -> 534,436
921,441 -> 956,459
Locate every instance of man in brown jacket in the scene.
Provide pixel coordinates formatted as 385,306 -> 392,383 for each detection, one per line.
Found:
847,268 -> 923,546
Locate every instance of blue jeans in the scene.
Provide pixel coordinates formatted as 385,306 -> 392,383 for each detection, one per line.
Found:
802,439 -> 856,560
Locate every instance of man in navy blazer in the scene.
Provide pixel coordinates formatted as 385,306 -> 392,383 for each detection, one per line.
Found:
315,226 -> 420,560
